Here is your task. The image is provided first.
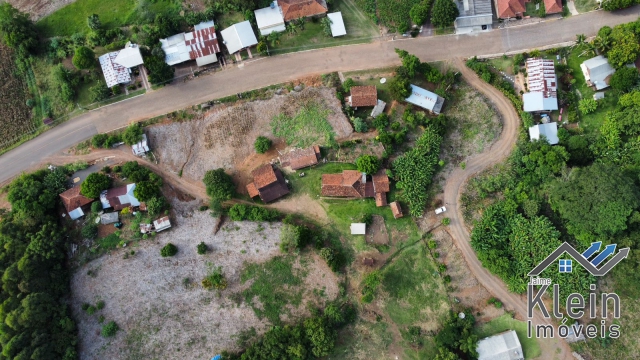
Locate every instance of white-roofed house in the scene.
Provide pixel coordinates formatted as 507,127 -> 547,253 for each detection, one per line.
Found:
160,20 -> 221,67
477,330 -> 524,360
327,12 -> 346,37
114,43 -> 144,68
580,55 -> 616,90
255,1 -> 286,36
523,58 -> 558,113
99,51 -> 132,88
153,216 -> 172,232
221,21 -> 259,59
404,84 -> 445,114
529,122 -> 559,145
350,223 -> 366,235
132,134 -> 150,156
454,0 -> 493,34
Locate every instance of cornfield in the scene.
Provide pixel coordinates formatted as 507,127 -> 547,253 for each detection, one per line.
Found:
0,45 -> 33,150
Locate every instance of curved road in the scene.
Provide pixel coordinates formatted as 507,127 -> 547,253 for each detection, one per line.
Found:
1,7 -> 640,184
447,58 -> 571,358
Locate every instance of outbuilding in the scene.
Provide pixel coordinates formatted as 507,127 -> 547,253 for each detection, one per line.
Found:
404,84 -> 445,114
255,2 -> 286,36
528,122 -> 559,145
221,21 -> 259,55
327,12 -> 346,37
350,223 -> 366,235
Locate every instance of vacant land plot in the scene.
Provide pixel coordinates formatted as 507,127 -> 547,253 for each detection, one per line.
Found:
147,87 -> 352,184
0,45 -> 34,151
71,211 -> 339,359
7,0 -> 75,20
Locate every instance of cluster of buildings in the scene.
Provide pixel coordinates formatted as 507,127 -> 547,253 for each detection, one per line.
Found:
454,0 -> 563,34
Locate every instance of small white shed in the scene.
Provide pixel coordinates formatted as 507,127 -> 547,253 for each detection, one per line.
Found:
154,216 -> 172,232
350,223 -> 366,235
327,12 -> 346,37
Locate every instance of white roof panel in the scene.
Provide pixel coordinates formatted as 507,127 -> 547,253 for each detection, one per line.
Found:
404,84 -> 444,114
477,330 -> 524,360
221,21 -> 258,54
529,122 -> 559,145
99,51 -> 131,88
523,92 -> 558,112
113,44 -> 144,68
350,223 -> 366,235
255,2 -> 285,29
327,12 -> 346,37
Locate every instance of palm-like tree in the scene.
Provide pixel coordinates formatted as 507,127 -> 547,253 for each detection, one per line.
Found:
593,35 -> 612,54
287,22 -> 298,36
579,42 -> 597,58
576,33 -> 586,46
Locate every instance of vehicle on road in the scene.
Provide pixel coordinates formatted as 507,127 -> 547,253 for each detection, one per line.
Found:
435,206 -> 447,214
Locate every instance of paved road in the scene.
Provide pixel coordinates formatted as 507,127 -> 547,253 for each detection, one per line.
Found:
447,58 -> 572,358
1,6 -> 639,184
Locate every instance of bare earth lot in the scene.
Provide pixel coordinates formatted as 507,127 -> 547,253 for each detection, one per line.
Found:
7,0 -> 75,20
71,210 -> 339,360
147,87 -> 352,185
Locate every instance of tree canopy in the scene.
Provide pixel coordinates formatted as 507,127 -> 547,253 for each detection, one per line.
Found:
607,25 -> 640,69
410,1 -> 431,25
356,155 -> 380,174
254,136 -> 272,154
610,66 -> 639,93
72,46 -> 96,69
203,168 -> 235,210
0,3 -> 38,56
549,163 -> 640,243
80,172 -> 111,198
431,0 -> 459,29
122,124 -> 143,145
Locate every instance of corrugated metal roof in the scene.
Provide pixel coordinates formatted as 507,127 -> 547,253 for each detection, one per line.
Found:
221,21 -> 258,55
528,122 -> 559,145
327,12 -> 346,37
160,20 -> 220,66
99,51 -> 131,88
405,84 -> 445,114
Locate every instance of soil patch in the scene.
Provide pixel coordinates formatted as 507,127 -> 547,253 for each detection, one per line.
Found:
6,0 -> 76,21
366,215 -> 389,245
71,211 -> 339,359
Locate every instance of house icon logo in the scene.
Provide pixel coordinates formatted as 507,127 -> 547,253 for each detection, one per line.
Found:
528,242 -> 629,277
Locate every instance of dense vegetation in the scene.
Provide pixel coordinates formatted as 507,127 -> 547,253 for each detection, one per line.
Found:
0,169 -> 78,359
203,168 -> 236,212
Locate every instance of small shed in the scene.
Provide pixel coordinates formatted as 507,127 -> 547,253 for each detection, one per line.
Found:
327,12 -> 346,37
350,223 -> 366,235
100,212 -> 119,225
390,201 -> 403,219
132,134 -> 150,156
154,216 -> 172,232
255,2 -> 286,36
528,122 -> 559,145
140,223 -> 153,234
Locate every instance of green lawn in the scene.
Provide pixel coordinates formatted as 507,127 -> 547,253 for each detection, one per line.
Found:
524,0 -> 546,17
489,57 -> 514,74
37,0 -> 180,37
269,0 -> 378,55
574,0 -> 599,12
475,315 -> 542,359
216,11 -> 246,31
271,104 -> 337,147
565,46 -> 618,133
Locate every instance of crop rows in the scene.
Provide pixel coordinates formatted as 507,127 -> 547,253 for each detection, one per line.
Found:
0,45 -> 33,150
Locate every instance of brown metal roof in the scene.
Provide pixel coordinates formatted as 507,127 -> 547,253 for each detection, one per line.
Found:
59,187 -> 93,213
185,25 -> 221,60
252,164 -> 278,189
279,146 -> 320,170
349,86 -> 378,107
103,185 -> 129,211
390,202 -> 403,218
375,192 -> 387,207
278,0 -> 328,21
321,171 -> 368,198
246,182 -> 260,198
372,170 -> 390,193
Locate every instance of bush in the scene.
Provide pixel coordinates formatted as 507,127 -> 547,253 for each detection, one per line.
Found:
342,78 -> 355,93
92,133 -> 108,148
101,321 -> 119,337
72,46 -> 95,69
202,266 -> 227,290
441,217 -> 450,226
579,98 -> 598,114
160,243 -> 178,257
122,124 -> 143,145
96,300 -> 105,310
91,202 -> 102,213
197,242 -> 208,255
254,136 -> 272,154
81,303 -> 90,311
147,196 -> 168,216
86,305 -> 96,315
82,223 -> 98,239
203,169 -> 236,212
373,113 -> 389,130
90,81 -> 110,102
431,0 -> 459,28
353,118 -> 368,132
356,155 -> 380,174
610,66 -> 639,93
98,315 -> 105,323
361,271 -> 382,303
228,204 -> 280,222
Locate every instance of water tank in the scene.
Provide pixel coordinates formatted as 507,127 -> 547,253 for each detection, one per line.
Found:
270,1 -> 275,8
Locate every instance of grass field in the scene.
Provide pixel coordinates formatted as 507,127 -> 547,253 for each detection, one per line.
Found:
475,315 -> 542,359
270,0 -> 378,55
216,11 -> 246,31
488,57 -> 514,74
574,0 -> 599,12
37,0 -> 181,37
271,104 -> 336,147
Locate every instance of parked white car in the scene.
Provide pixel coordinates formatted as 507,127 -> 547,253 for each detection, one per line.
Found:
435,206 -> 447,215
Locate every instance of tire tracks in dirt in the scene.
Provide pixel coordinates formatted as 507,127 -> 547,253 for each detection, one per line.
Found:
445,58 -> 573,360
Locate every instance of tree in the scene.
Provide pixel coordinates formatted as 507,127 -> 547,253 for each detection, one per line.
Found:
82,223 -> 98,239
197,242 -> 207,254
43,168 -> 68,194
133,181 -> 160,202
92,133 -> 108,148
89,81 -> 110,102
353,117 -> 368,132
410,1 -> 431,25
389,75 -> 411,101
320,16 -> 332,37
161,243 -> 178,257
254,136 -> 272,154
144,55 -> 175,84
610,66 -> 639,93
87,14 -> 101,30
602,0 -> 636,11
342,78 -> 356,93
146,196 -> 168,216
72,46 -> 96,69
356,155 -> 380,174
549,163 -> 640,243
395,49 -> 423,78
578,98 -> 598,114
431,0 -> 459,29
256,40 -> 268,55
0,3 -> 39,56
607,26 -> 640,69
203,168 -> 235,204
122,124 -> 143,145
91,201 -> 102,213
304,316 -> 337,357
80,173 -> 111,198
101,321 -> 119,337
373,113 -> 389,130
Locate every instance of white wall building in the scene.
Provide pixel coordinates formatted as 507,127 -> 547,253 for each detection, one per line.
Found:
255,2 -> 286,36
404,84 -> 445,114
529,122 -> 559,145
477,330 -> 524,360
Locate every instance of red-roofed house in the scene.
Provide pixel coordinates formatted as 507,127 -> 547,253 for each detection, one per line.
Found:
279,146 -> 321,170
347,86 -> 378,108
544,0 -> 562,14
59,187 -> 94,220
278,0 -> 328,21
321,169 -> 389,207
246,164 -> 290,203
495,0 -> 525,18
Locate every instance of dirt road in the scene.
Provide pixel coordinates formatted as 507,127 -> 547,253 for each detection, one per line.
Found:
445,58 -> 572,359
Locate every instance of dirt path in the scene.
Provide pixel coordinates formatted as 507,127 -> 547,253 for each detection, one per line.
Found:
445,58 -> 573,360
